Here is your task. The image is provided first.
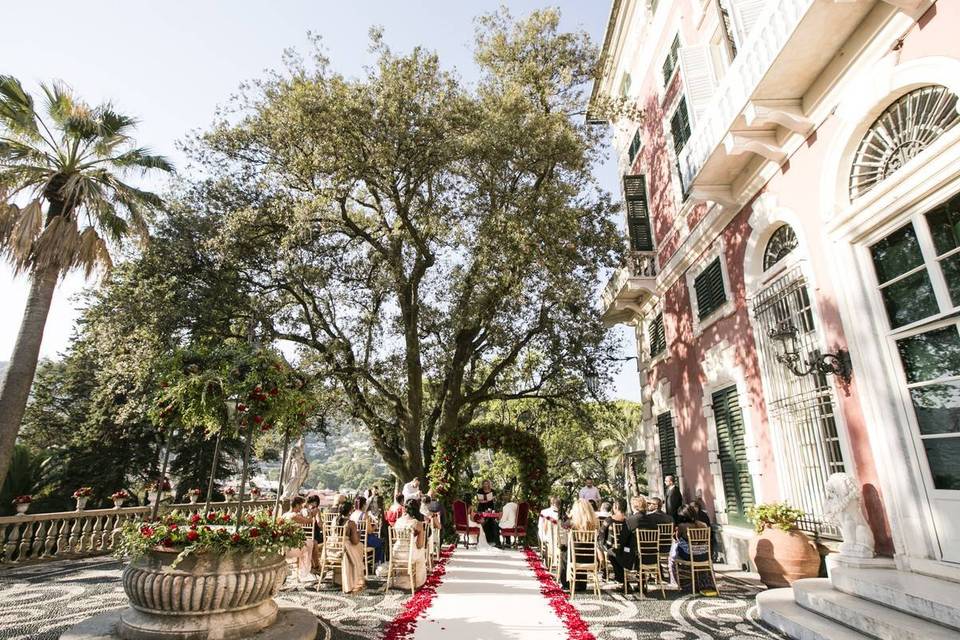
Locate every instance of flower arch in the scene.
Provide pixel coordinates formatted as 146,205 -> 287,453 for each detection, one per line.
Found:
428,421 -> 549,510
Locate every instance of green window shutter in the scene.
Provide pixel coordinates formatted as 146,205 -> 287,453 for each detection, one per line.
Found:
628,129 -> 643,163
662,35 -> 681,86
650,313 -> 666,357
711,385 -> 755,525
657,411 -> 676,480
671,97 -> 692,155
694,257 -> 726,320
623,175 -> 653,252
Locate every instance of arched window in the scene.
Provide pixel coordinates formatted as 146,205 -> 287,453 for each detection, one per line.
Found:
762,224 -> 798,271
849,85 -> 960,200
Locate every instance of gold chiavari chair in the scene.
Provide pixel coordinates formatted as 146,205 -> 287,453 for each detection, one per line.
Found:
679,527 -> 719,595
566,530 -> 601,598
549,520 -> 563,582
358,523 -> 377,577
316,520 -> 345,591
429,520 -> 442,564
384,525 -> 417,595
623,528 -> 665,597
657,523 -> 674,580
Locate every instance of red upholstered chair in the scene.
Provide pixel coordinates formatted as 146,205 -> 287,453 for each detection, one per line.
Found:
453,500 -> 479,548
500,501 -> 530,547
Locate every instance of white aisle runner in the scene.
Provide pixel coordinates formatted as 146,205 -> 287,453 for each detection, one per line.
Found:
412,548 -> 566,640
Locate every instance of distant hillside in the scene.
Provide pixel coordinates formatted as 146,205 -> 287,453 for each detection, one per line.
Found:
305,423 -> 392,493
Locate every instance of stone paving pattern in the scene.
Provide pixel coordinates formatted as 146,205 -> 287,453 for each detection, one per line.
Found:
0,553 -> 785,639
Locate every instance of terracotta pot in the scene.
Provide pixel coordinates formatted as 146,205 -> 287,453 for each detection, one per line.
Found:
118,549 -> 286,640
749,525 -> 820,588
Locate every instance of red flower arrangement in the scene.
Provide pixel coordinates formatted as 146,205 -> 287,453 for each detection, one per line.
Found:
383,545 -> 455,640
187,488 -> 202,497
523,547 -> 596,640
12,495 -> 32,505
148,478 -> 172,492
223,487 -> 237,496
73,487 -> 93,498
111,490 -> 131,500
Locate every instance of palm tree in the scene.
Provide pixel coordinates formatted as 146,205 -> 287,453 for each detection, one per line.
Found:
0,76 -> 173,491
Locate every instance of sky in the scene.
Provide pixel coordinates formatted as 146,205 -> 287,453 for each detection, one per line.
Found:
0,0 -> 641,401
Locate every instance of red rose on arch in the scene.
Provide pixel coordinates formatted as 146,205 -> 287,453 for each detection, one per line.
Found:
230,533 -> 241,544
186,529 -> 199,542
249,527 -> 260,538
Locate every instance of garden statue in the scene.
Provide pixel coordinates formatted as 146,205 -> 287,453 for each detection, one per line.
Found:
823,472 -> 875,558
282,436 -> 309,499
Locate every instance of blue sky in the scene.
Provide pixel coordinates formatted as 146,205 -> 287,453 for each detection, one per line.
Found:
0,0 -> 640,400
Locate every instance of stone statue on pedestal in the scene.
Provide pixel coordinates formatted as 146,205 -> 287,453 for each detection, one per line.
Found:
823,472 -> 875,559
281,436 -> 309,499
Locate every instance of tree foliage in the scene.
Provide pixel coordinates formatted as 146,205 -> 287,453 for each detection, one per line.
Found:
184,9 -> 623,481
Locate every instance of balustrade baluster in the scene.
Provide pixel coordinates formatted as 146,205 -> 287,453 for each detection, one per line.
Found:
19,521 -> 35,560
57,519 -> 70,555
32,521 -> 48,558
5,522 -> 21,562
68,517 -> 82,553
80,516 -> 94,552
45,518 -> 60,557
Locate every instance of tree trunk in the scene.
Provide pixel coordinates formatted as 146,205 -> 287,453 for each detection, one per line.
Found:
0,264 -> 59,493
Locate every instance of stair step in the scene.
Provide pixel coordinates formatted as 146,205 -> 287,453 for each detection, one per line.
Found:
756,588 -> 871,640
793,578 -> 959,640
830,565 -> 960,632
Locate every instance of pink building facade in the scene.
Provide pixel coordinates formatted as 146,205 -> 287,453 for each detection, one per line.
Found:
591,0 -> 960,618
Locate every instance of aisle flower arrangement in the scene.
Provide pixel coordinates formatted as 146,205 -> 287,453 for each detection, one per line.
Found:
383,545 -> 455,640
523,547 -> 596,640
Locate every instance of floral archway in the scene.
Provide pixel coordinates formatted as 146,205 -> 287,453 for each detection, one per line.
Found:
428,421 -> 549,510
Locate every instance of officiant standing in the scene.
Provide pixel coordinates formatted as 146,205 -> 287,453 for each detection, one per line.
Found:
476,479 -> 501,547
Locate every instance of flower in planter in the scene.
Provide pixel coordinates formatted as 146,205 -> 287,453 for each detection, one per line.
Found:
187,488 -> 202,497
223,487 -> 237,497
111,490 -> 130,501
73,487 -> 93,498
12,495 -> 32,505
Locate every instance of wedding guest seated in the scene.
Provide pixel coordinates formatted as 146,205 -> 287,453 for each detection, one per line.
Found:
616,496 -> 647,576
499,492 -> 519,546
402,477 -> 423,501
350,496 -> 384,564
335,501 -> 366,594
559,498 -> 599,592
305,495 -> 323,545
538,497 -> 560,543
392,499 -> 428,590
385,493 -> 404,526
668,504 -> 714,593
599,498 -> 628,582
646,497 -> 674,526
424,489 -> 445,527
282,497 -> 317,582
596,501 -> 612,520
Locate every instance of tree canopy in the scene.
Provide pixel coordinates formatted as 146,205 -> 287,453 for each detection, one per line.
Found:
184,9 -> 624,481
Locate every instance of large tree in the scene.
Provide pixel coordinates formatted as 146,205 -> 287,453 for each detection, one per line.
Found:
0,77 -> 173,490
189,9 -> 624,481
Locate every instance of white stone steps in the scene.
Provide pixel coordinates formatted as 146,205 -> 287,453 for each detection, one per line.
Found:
830,565 -> 960,632
792,578 -> 960,640
756,588 -> 871,640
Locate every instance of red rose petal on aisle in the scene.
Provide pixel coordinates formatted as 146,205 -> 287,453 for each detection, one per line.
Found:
382,545 -> 455,640
522,547 -> 597,640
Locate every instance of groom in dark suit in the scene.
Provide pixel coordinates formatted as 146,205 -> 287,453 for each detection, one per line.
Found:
665,475 -> 684,521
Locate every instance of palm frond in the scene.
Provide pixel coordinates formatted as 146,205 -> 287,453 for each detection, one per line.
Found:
96,106 -> 137,139
106,147 -> 175,174
32,213 -> 79,274
0,76 -> 41,140
0,137 -> 57,167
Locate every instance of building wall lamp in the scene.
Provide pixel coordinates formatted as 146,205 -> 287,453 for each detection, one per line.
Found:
768,321 -> 852,384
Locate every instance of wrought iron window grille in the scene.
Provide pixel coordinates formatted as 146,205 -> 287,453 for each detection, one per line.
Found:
768,320 -> 852,383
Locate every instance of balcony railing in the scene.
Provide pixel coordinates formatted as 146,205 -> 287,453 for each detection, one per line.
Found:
679,0 -> 813,191
0,499 -> 278,565
601,251 -> 658,325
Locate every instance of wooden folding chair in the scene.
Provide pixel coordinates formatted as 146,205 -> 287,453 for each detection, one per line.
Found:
624,528 -> 665,598
384,526 -> 417,595
549,520 -> 563,582
566,530 -> 601,598
603,522 -> 623,581
657,522 -> 674,580
679,527 -> 719,595
316,521 -> 345,590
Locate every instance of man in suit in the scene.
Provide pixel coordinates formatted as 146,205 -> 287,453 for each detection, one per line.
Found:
664,475 -> 684,520
616,496 -> 648,576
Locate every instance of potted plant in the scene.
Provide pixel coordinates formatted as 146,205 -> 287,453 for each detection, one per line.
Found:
747,502 -> 821,587
249,484 -> 261,499
111,490 -> 130,509
114,509 -> 304,638
12,495 -> 31,515
146,477 -> 171,505
223,486 -> 237,502
73,486 -> 93,510
187,487 -> 202,504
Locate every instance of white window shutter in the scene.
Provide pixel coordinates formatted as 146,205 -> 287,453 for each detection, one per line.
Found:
678,45 -> 718,125
727,0 -> 769,48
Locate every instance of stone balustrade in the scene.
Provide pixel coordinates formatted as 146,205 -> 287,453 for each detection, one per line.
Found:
0,499 -> 278,565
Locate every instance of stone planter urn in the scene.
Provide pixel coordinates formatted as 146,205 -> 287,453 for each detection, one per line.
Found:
118,549 -> 286,640
188,494 -> 199,505
76,496 -> 89,511
15,503 -> 29,515
114,498 -> 126,509
749,525 -> 820,588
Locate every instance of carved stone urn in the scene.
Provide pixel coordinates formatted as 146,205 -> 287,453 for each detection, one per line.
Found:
117,549 -> 287,640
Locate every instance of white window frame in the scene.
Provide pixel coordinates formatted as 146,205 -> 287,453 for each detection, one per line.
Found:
685,238 -> 735,336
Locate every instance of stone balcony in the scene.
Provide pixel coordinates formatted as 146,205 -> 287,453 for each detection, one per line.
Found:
601,250 -> 658,326
679,0 -> 912,207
